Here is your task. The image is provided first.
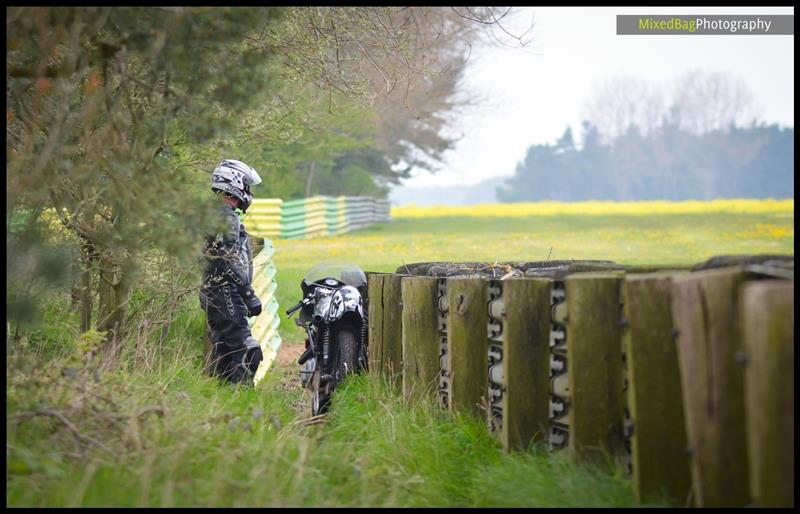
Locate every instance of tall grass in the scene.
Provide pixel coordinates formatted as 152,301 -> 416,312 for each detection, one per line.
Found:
320,375 -> 655,507
7,337 -> 654,507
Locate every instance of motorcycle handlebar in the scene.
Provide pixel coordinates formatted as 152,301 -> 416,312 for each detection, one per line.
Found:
285,301 -> 303,317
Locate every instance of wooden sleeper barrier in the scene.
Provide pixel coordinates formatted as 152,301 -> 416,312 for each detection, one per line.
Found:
366,255 -> 793,507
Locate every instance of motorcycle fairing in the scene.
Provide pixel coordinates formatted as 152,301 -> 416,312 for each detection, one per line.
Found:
321,285 -> 364,322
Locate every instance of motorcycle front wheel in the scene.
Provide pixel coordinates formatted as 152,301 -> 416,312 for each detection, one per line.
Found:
311,329 -> 357,416
334,329 -> 357,380
311,386 -> 328,416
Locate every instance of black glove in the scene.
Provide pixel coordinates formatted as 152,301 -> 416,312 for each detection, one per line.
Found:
242,287 -> 262,317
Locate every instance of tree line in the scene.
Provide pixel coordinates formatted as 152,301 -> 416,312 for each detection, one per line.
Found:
498,72 -> 793,202
497,122 -> 793,202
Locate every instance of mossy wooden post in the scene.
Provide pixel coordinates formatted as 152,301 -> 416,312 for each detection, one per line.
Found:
670,267 -> 751,507
501,278 -> 552,451
564,272 -> 624,461
623,272 -> 691,505
367,273 -> 403,387
740,280 -> 794,507
447,277 -> 488,417
401,276 -> 440,402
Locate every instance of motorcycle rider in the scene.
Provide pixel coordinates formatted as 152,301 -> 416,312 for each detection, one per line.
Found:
199,159 -> 264,385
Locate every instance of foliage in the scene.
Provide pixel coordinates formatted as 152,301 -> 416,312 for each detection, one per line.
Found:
177,84 -> 379,201
6,208 -> 76,327
6,6 -> 505,341
183,7 -> 507,200
251,7 -> 486,177
6,7 -> 284,339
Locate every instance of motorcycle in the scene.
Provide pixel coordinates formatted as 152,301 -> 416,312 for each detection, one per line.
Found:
285,262 -> 369,415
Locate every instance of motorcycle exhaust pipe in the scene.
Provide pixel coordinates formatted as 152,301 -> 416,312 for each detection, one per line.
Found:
298,346 -> 314,365
298,330 -> 316,366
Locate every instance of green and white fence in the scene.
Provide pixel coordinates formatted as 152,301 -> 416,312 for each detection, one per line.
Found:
249,239 -> 282,386
367,256 -> 794,507
248,196 -> 391,240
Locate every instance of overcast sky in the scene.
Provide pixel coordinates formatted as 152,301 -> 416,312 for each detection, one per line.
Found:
400,6 -> 794,188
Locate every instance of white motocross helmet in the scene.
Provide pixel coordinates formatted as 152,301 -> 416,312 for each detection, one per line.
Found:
211,159 -> 262,212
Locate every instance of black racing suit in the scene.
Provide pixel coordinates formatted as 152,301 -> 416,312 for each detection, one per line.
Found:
199,203 -> 263,384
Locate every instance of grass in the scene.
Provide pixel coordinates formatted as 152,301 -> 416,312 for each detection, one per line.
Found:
6,351 -> 645,507
7,200 -> 794,507
319,375 -> 647,507
272,202 -> 793,340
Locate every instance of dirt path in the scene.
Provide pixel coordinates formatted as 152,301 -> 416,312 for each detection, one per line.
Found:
272,340 -> 310,417
275,340 -> 306,368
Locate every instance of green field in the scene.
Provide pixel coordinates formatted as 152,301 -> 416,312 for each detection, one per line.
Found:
7,206 -> 794,507
273,209 -> 793,340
